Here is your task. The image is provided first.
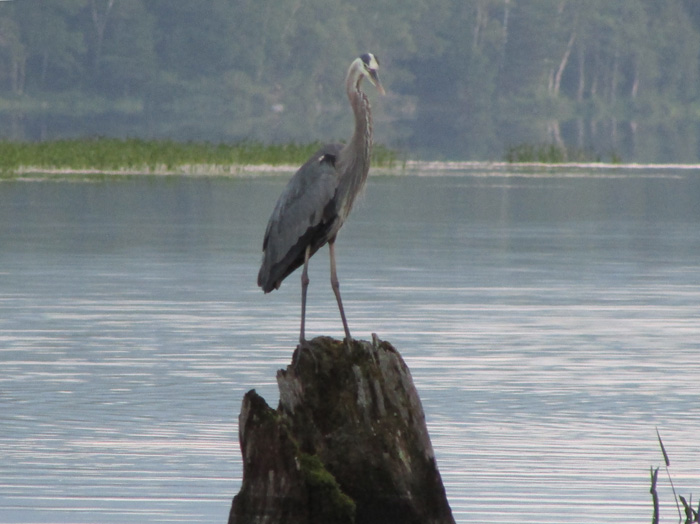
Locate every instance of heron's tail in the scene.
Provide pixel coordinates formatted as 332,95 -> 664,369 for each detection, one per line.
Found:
257,261 -> 278,293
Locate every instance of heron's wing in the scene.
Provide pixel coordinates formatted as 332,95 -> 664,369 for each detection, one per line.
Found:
258,144 -> 343,292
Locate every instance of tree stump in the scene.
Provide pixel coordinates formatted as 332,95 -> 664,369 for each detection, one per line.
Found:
228,335 -> 455,524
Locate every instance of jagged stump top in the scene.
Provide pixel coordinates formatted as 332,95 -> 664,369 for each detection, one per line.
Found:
229,336 -> 455,524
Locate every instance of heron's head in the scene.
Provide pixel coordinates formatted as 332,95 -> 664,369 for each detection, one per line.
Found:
357,53 -> 385,95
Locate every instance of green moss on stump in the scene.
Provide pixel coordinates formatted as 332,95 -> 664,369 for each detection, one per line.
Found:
299,453 -> 355,524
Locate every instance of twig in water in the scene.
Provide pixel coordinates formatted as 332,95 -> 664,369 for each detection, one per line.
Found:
651,466 -> 660,524
679,495 -> 700,524
657,427 -> 682,521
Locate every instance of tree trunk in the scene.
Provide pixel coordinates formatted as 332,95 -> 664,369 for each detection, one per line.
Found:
503,0 -> 510,45
631,57 -> 640,99
12,53 -> 25,95
609,47 -> 619,105
552,30 -> 576,96
229,336 -> 455,524
576,44 -> 585,102
90,0 -> 116,74
473,0 -> 488,50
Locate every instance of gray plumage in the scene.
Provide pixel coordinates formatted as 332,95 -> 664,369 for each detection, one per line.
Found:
257,53 -> 385,344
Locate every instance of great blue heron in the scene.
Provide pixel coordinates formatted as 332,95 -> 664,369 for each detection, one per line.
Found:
257,53 -> 385,345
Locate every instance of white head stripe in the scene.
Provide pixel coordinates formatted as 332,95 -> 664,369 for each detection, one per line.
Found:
366,54 -> 379,70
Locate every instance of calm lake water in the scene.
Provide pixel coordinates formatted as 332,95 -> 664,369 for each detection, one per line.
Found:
1,165 -> 699,523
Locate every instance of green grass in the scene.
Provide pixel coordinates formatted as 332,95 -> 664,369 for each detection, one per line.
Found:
504,142 -> 621,164
0,137 -> 399,174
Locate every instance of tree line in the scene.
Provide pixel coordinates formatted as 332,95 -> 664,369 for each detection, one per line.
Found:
1,0 -> 699,161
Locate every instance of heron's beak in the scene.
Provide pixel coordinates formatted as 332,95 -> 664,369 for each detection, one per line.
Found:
368,70 -> 385,95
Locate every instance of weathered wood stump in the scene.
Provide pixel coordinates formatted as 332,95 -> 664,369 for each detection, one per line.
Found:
228,335 -> 455,524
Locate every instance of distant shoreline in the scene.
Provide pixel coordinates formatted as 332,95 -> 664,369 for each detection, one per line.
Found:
6,161 -> 699,182
3,138 -> 700,180
0,138 -> 399,177
9,164 -> 299,177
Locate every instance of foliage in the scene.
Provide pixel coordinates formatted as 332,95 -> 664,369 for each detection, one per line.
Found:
504,142 -> 614,164
2,1 -> 700,161
0,137 -> 398,173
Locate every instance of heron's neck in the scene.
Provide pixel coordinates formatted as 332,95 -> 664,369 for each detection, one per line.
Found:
345,75 -> 373,167
337,72 -> 373,214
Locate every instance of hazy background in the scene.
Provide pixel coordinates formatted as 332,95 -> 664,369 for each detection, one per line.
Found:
2,0 -> 700,162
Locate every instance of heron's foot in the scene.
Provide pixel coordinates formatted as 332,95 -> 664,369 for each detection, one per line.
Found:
293,340 -> 319,371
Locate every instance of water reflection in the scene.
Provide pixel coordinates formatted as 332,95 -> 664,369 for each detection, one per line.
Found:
1,168 -> 699,523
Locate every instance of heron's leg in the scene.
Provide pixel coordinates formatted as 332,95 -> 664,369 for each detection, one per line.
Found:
300,245 -> 311,345
329,239 -> 352,343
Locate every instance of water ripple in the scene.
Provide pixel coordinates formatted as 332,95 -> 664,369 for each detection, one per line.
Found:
2,174 -> 699,523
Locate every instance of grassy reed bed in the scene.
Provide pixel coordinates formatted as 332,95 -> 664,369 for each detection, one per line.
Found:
504,142 -> 621,164
0,138 -> 398,175
651,429 -> 698,524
